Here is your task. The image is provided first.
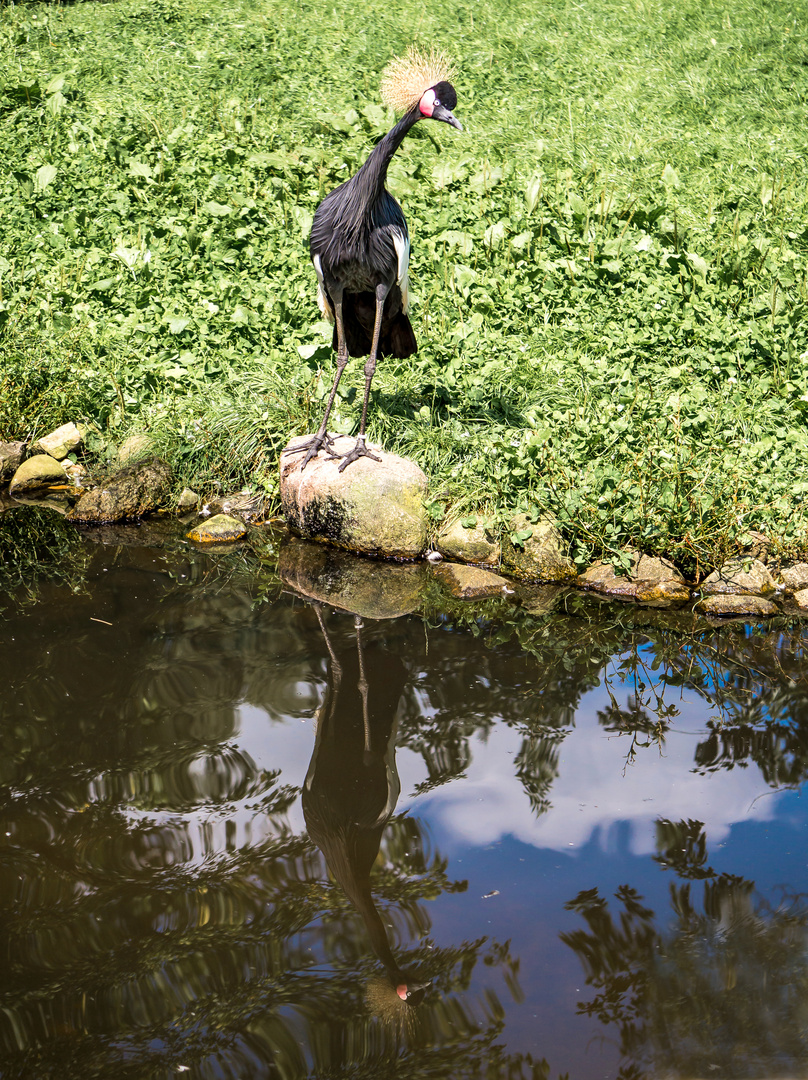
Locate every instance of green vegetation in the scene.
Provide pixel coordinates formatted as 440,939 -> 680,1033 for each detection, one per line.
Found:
2,0 -> 807,574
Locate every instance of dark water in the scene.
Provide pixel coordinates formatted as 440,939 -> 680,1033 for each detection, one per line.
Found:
2,512 -> 808,1079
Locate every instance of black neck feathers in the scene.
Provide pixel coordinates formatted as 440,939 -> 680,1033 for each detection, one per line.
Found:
351,108 -> 421,206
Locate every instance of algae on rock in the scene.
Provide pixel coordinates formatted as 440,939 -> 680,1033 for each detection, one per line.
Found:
280,436 -> 428,559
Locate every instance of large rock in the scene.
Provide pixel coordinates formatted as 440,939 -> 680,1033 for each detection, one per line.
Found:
280,435 -> 428,559
501,513 -> 577,583
9,454 -> 67,495
579,551 -> 689,605
32,422 -> 84,460
0,440 -> 25,480
434,562 -> 512,600
701,557 -> 775,596
436,518 -> 500,567
695,594 -> 778,617
279,535 -> 424,619
67,457 -> 172,524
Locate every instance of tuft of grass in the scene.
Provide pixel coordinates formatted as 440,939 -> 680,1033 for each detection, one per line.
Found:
1,0 -> 808,575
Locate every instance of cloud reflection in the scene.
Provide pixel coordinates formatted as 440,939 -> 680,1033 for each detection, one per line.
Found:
413,668 -> 784,857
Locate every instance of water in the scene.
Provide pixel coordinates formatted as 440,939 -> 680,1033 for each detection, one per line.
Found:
2,512 -> 808,1079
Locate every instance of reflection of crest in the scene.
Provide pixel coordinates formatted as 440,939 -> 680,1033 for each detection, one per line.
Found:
302,606 -> 431,1015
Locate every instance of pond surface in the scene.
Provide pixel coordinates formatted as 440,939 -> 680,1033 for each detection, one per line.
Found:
2,515 -> 808,1079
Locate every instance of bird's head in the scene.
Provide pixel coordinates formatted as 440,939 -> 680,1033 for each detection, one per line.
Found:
381,46 -> 462,131
417,81 -> 462,131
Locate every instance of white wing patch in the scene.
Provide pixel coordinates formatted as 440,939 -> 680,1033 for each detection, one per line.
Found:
312,254 -> 334,322
391,228 -> 410,313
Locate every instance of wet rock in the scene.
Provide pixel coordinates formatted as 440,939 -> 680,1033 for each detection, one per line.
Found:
434,562 -> 511,600
279,535 -> 424,619
0,440 -> 26,480
779,563 -> 808,593
9,455 -> 68,495
501,513 -> 577,583
436,518 -> 500,567
793,588 -> 808,611
281,435 -> 428,559
186,514 -> 247,544
117,433 -> 155,465
701,557 -> 775,596
32,422 -> 84,461
694,594 -> 778,617
177,487 -> 201,511
579,551 -> 689,605
67,457 -> 172,524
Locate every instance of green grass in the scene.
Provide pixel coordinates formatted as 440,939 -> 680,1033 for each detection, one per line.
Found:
2,0 -> 808,575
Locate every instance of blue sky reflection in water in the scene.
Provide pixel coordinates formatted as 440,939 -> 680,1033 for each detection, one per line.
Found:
2,523 -> 808,1079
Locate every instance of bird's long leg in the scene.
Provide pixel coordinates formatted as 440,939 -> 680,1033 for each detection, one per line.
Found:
353,615 -> 373,756
338,285 -> 387,472
284,290 -> 350,469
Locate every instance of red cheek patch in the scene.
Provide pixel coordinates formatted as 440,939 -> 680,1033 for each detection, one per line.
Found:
419,87 -> 436,117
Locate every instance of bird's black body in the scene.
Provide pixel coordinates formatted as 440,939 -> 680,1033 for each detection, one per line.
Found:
309,111 -> 421,360
285,76 -> 461,471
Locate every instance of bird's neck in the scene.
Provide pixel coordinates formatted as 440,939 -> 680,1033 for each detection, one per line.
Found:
353,108 -> 421,202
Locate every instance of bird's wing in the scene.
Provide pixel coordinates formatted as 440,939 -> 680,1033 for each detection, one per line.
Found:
390,227 -> 410,313
312,254 -> 334,323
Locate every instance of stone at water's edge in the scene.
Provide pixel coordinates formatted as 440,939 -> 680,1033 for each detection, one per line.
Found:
177,487 -> 201,511
695,593 -> 778,617
793,588 -> 808,611
780,563 -> 808,592
501,512 -> 577,583
9,455 -> 68,495
580,551 -> 686,586
31,422 -> 84,461
578,550 -> 690,606
66,457 -> 172,524
279,535 -> 424,619
436,518 -> 500,567
186,514 -> 247,544
0,441 -> 26,480
701,557 -> 775,596
280,435 -> 428,559
434,562 -> 512,600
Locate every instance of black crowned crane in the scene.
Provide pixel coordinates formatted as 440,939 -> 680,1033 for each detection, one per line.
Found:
284,47 -> 462,472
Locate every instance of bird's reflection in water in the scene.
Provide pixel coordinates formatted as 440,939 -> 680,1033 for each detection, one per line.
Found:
302,607 -> 430,1030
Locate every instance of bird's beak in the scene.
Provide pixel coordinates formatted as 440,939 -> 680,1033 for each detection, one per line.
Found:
432,104 -> 462,131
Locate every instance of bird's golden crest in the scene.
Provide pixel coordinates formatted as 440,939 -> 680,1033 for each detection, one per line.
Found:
380,45 -> 456,114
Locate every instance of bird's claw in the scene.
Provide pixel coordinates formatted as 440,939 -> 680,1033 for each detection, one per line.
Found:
283,432 -> 341,469
337,437 -> 381,472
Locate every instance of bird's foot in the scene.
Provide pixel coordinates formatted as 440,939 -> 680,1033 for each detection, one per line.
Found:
283,431 -> 341,470
337,435 -> 381,472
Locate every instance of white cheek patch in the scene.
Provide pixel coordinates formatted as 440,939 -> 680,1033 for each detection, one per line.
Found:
391,228 -> 410,312
419,87 -> 437,118
312,254 -> 334,322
